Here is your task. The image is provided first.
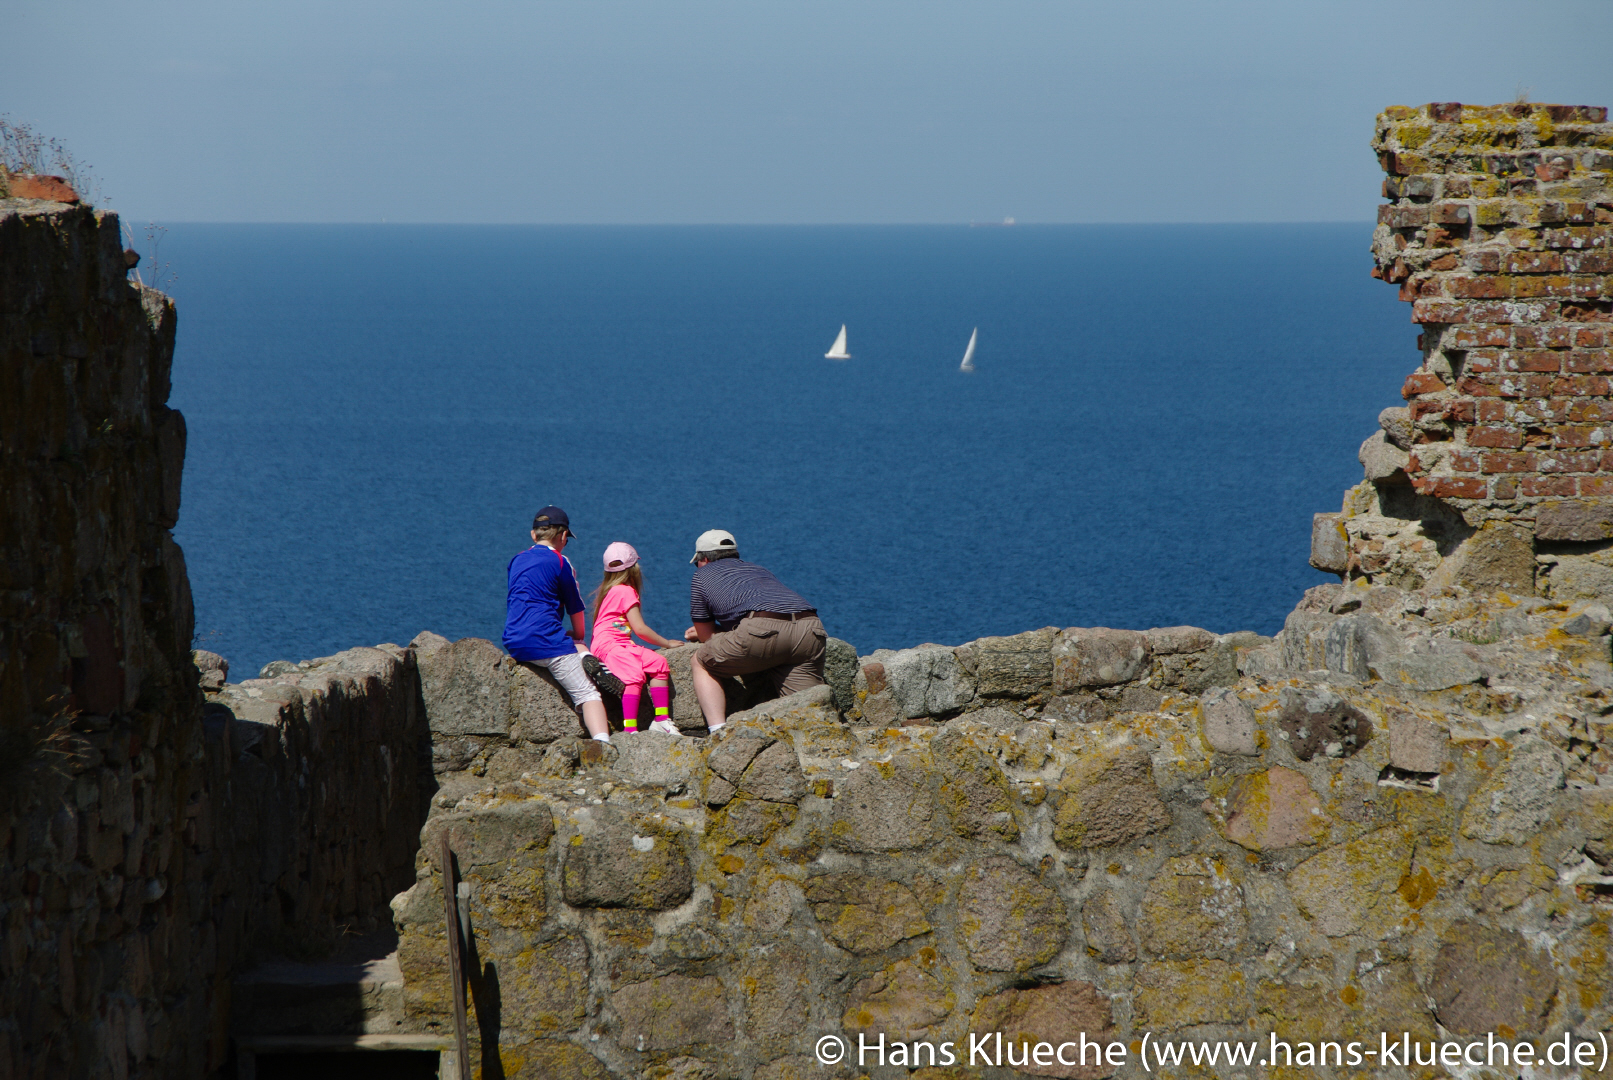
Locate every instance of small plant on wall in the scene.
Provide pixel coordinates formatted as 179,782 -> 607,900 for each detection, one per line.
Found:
0,114 -> 100,204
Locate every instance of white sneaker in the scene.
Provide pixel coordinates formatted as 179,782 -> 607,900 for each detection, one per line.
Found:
648,719 -> 682,736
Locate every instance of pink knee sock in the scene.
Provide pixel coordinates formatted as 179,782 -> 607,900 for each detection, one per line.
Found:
649,684 -> 671,723
621,686 -> 642,730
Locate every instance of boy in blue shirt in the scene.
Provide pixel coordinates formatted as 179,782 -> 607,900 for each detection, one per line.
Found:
504,505 -> 612,741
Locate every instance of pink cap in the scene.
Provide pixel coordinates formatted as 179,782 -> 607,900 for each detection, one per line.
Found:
602,541 -> 639,573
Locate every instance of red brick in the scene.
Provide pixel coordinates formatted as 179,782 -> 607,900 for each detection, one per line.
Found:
1552,375 -> 1612,396
1430,102 -> 1464,122
1481,451 -> 1536,473
1467,426 -> 1523,448
1512,325 -> 1575,347
1463,249 -> 1502,273
1431,477 -> 1488,498
1379,204 -> 1430,228
1566,350 -> 1613,373
1402,372 -> 1446,398
1477,400 -> 1509,422
1565,252 -> 1613,273
1454,325 -> 1510,348
1522,375 -> 1556,397
1601,450 -> 1613,471
1430,253 -> 1460,272
1506,251 -> 1564,273
1521,476 -> 1578,497
1466,350 -> 1500,373
1452,451 -> 1481,472
1457,375 -> 1508,397
1506,349 -> 1564,372
1538,451 -> 1600,473
1566,400 -> 1613,423
1577,328 -> 1608,347
1447,398 -> 1476,423
1513,275 -> 1609,299
1548,425 -> 1608,447
1432,202 -> 1471,225
1578,477 -> 1613,497
1446,276 -> 1507,299
1541,226 -> 1613,250
1493,477 -> 1518,498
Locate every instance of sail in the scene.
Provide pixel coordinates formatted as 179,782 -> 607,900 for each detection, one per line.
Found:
959,328 -> 977,372
826,324 -> 850,359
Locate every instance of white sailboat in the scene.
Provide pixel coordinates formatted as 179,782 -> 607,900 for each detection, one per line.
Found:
959,327 -> 977,372
825,324 -> 850,360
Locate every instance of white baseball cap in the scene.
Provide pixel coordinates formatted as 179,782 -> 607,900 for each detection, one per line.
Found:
690,529 -> 737,563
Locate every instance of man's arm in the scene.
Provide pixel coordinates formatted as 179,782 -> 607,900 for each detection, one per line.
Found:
685,621 -> 715,643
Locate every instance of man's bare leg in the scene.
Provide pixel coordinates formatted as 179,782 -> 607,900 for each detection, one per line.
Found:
581,699 -> 610,739
690,653 -> 728,731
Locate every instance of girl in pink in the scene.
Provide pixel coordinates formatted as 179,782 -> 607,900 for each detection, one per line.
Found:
591,542 -> 683,734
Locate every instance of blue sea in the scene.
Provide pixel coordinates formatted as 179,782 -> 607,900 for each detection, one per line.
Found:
164,224 -> 1408,678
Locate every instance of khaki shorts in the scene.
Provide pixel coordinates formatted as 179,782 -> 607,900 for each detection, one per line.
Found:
696,615 -> 827,698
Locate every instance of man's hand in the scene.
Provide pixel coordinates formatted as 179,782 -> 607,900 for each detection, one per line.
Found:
684,626 -> 699,642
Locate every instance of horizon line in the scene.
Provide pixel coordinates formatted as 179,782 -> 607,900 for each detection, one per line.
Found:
101,217 -> 1380,227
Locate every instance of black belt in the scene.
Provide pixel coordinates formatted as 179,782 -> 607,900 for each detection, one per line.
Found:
744,609 -> 817,622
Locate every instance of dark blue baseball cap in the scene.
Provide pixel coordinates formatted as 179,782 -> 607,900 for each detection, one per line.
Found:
532,505 -> 575,537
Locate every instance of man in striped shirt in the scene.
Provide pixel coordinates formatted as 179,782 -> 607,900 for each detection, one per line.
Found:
683,529 -> 825,732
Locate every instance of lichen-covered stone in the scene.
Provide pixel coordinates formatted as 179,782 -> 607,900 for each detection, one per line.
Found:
1133,960 -> 1248,1028
1428,922 -> 1558,1037
1277,685 -> 1373,761
1052,628 -> 1151,690
1287,828 -> 1412,937
502,933 -> 590,1034
613,974 -> 734,1051
1053,746 -> 1170,850
1080,889 -> 1135,964
1387,711 -> 1448,774
738,739 -> 807,803
804,875 -> 931,955
738,944 -> 814,1046
1200,687 -> 1258,755
561,807 -> 693,910
969,982 -> 1117,1079
878,645 -> 978,718
829,756 -> 936,852
1137,855 -> 1247,960
1222,766 -> 1326,851
510,1041 -> 612,1080
953,628 -> 1056,699
956,857 -> 1070,972
841,956 -> 954,1041
932,730 -> 1019,841
1459,737 -> 1564,844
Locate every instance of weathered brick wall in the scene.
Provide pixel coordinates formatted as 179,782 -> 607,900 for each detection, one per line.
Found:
0,201 -> 431,1080
1374,102 -> 1613,524
1313,102 -> 1613,594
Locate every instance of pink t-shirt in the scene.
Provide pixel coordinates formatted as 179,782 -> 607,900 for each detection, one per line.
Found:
591,584 -> 641,651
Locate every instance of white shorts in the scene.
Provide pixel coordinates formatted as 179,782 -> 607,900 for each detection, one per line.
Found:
529,648 -> 602,707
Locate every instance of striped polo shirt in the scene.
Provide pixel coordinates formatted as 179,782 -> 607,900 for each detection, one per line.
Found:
689,558 -> 814,632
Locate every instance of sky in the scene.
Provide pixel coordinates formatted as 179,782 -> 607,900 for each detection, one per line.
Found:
4,1 -> 1612,224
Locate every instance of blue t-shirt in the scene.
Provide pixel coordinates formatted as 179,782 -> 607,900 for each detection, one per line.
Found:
503,544 -> 586,661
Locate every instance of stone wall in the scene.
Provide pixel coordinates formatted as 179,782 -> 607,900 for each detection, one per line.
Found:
0,200 -> 431,1080
390,591 -> 1613,1079
1315,102 -> 1613,597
